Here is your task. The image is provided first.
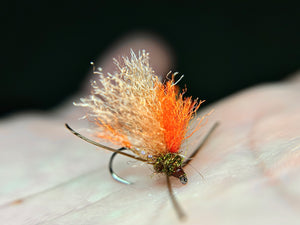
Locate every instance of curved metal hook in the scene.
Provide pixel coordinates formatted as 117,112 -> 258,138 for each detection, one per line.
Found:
109,147 -> 133,185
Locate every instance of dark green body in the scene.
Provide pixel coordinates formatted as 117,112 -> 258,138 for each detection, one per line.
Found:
153,153 -> 187,184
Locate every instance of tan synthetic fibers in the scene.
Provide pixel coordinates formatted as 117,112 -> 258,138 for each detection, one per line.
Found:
75,50 -> 202,159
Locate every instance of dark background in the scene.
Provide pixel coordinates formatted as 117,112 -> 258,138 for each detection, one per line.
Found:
2,1 -> 300,117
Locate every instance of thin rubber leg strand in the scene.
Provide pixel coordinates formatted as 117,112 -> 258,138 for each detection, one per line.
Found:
183,121 -> 220,167
166,175 -> 187,221
65,123 -> 147,162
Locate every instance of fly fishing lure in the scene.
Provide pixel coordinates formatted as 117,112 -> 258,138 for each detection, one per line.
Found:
65,50 -> 218,220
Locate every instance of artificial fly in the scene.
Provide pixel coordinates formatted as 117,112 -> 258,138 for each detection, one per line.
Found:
65,50 -> 218,220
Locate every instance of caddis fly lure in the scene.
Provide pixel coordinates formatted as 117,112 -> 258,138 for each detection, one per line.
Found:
65,50 -> 218,220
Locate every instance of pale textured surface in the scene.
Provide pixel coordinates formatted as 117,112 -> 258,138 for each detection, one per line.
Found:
1,76 -> 300,225
1,36 -> 300,224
